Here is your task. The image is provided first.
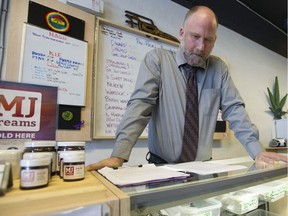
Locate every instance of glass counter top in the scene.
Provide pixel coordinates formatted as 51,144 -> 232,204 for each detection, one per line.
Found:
119,157 -> 287,215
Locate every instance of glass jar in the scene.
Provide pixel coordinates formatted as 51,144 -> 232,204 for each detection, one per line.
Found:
63,154 -> 85,181
24,141 -> 56,175
20,158 -> 50,189
23,152 -> 54,179
56,142 -> 85,175
59,151 -> 85,178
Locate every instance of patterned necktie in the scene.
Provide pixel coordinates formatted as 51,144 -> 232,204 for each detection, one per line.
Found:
178,65 -> 199,162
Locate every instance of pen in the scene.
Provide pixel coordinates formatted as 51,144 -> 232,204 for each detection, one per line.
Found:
112,164 -> 143,170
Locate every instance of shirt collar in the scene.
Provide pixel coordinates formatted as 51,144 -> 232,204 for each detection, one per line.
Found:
175,46 -> 207,70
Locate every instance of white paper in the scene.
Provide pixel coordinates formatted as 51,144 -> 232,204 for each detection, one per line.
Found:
205,156 -> 253,165
164,161 -> 247,175
98,164 -> 189,186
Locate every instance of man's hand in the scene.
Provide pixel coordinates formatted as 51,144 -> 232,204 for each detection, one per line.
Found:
255,151 -> 288,164
86,157 -> 125,171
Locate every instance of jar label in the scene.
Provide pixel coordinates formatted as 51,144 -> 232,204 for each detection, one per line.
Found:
21,168 -> 49,187
64,164 -> 84,180
240,197 -> 258,213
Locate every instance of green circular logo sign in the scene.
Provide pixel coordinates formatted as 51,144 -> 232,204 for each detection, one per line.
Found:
62,111 -> 73,121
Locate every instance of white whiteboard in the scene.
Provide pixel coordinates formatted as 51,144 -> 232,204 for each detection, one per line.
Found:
94,20 -> 178,138
19,23 -> 88,106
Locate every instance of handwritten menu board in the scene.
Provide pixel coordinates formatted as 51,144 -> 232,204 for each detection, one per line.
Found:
19,23 -> 88,106
94,21 -> 178,138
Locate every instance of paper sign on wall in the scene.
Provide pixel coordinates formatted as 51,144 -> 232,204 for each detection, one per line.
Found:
19,23 -> 88,106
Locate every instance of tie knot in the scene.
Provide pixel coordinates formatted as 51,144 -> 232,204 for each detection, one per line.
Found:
184,64 -> 199,74
184,65 -> 198,82
184,64 -> 193,71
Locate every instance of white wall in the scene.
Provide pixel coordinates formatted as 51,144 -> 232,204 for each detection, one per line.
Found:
62,0 -> 287,166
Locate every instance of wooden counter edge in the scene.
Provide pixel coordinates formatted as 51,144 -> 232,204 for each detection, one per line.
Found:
0,171 -> 121,216
91,170 -> 130,216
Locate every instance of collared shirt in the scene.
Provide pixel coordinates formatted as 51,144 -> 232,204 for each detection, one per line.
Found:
111,47 -> 265,163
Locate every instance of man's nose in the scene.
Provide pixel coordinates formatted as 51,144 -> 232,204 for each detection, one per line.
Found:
197,39 -> 205,51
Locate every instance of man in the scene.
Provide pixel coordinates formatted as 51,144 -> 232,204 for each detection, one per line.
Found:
87,6 -> 287,171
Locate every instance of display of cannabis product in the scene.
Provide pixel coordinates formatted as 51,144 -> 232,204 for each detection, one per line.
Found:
20,158 -> 50,189
59,151 -> 85,178
63,154 -> 85,181
56,142 -> 85,175
24,141 -> 56,175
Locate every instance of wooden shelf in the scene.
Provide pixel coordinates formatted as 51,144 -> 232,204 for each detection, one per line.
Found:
0,172 -> 122,216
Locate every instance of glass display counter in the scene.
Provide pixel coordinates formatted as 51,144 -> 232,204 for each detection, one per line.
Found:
117,158 -> 287,215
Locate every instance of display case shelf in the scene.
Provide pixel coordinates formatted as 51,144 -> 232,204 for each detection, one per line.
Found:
116,158 -> 287,215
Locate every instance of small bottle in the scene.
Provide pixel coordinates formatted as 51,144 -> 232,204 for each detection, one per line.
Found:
24,141 -> 57,175
56,142 -> 85,175
20,158 -> 50,189
63,154 -> 85,181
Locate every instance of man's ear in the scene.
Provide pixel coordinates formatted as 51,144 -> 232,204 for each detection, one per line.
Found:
179,27 -> 184,41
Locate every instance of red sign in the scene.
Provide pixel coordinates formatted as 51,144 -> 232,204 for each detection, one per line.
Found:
0,81 -> 57,140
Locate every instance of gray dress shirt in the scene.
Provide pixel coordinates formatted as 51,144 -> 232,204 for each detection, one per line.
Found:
111,47 -> 265,163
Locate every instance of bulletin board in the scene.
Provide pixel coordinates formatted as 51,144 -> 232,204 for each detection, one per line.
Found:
93,19 -> 179,138
19,23 -> 88,106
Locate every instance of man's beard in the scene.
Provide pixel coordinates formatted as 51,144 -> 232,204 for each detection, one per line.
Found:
180,43 -> 206,67
184,50 -> 205,67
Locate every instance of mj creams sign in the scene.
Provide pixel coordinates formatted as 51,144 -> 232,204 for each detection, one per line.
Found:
0,81 -> 57,140
0,89 -> 42,131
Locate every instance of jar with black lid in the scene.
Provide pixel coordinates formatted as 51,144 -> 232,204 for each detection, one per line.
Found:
24,141 -> 57,175
56,142 -> 85,175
